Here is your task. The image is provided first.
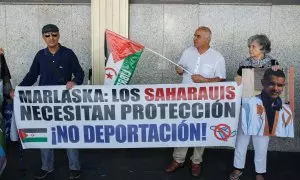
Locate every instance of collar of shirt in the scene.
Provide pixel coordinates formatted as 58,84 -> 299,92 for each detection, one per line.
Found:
193,47 -> 211,56
43,43 -> 62,56
260,91 -> 282,111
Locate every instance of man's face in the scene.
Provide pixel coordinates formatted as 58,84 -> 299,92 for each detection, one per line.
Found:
193,29 -> 210,49
43,32 -> 60,48
262,75 -> 285,100
248,40 -> 264,59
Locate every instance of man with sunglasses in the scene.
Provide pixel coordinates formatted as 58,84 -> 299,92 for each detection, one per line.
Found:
11,24 -> 84,180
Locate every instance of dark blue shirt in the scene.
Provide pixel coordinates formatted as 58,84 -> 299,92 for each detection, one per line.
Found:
19,45 -> 84,86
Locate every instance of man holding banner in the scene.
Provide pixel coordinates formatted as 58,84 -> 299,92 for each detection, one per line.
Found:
165,26 -> 226,177
11,24 -> 84,180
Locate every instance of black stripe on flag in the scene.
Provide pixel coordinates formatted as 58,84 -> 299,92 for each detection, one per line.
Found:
21,128 -> 47,133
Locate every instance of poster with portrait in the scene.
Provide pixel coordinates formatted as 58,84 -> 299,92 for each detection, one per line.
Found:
241,68 -> 294,137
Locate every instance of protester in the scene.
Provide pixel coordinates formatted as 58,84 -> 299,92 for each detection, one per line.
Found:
234,34 -> 279,85
164,26 -> 226,177
10,24 -> 84,180
0,48 -> 7,176
230,34 -> 285,180
0,48 -> 14,141
230,68 -> 293,180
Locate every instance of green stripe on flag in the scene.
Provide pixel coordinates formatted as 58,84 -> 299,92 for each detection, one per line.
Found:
23,137 -> 47,143
114,50 -> 143,85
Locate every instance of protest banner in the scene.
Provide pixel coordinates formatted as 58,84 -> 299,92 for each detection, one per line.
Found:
14,82 -> 242,149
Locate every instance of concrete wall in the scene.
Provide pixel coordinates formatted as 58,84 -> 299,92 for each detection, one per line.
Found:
0,4 -> 91,85
129,4 -> 300,152
0,4 -> 300,151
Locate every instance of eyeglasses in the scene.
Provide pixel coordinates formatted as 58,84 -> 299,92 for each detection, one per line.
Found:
44,33 -> 59,38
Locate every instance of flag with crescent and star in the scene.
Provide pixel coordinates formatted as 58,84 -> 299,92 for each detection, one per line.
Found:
104,30 -> 144,85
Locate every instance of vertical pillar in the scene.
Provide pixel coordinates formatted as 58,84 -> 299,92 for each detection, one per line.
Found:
91,0 -> 129,85
288,66 -> 295,115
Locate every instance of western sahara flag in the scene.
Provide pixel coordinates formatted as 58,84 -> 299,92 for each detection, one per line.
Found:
104,30 -> 144,85
18,128 -> 47,143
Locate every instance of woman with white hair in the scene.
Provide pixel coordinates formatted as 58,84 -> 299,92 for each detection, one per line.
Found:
229,34 -> 280,180
235,34 -> 279,84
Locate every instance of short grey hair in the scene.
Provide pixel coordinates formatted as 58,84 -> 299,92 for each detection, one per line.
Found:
247,34 -> 271,54
196,26 -> 212,40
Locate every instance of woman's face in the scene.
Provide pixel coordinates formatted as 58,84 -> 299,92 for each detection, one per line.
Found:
248,40 -> 264,59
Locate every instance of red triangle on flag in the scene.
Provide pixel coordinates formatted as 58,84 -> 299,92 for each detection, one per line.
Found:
105,29 -> 144,63
18,129 -> 28,141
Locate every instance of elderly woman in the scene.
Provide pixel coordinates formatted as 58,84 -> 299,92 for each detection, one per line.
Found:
235,35 -> 279,84
229,34 -> 279,180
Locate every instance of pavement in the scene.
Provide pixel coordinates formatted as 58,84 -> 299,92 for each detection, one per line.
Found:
1,142 -> 300,180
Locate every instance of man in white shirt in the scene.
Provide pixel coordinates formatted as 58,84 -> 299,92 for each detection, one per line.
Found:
164,26 -> 226,177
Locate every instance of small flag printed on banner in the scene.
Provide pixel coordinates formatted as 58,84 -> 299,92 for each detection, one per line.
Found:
104,30 -> 144,85
18,128 -> 47,143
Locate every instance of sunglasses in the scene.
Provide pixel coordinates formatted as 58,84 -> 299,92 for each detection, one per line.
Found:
44,33 -> 59,38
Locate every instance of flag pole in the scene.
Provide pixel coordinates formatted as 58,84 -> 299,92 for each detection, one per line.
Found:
145,47 -> 193,75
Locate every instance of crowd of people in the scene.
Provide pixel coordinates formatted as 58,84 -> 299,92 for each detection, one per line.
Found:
0,24 -> 293,180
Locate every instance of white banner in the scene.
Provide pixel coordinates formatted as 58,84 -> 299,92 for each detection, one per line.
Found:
14,82 -> 242,149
